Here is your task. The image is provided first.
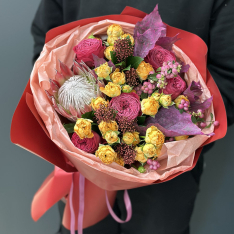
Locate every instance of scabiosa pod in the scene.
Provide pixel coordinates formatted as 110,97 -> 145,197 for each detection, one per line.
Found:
45,60 -> 101,122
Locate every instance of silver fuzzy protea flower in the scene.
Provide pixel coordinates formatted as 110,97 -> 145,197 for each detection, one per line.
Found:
46,60 -> 103,121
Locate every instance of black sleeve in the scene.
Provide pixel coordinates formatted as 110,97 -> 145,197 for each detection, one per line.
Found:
207,0 -> 234,125
31,0 -> 64,63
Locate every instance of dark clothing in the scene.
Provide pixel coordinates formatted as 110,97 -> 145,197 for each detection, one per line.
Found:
31,0 -> 234,125
31,1 -> 234,233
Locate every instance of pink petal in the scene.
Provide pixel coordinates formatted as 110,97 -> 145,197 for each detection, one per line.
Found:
49,78 -> 60,96
55,70 -> 65,86
69,105 -> 78,118
59,60 -> 73,79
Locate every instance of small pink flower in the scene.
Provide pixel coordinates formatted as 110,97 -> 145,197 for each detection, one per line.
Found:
109,93 -> 141,120
73,39 -> 105,67
145,45 -> 176,70
71,131 -> 101,154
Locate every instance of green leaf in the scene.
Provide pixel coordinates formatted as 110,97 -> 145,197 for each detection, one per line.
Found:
140,92 -> 148,100
115,61 -> 126,67
82,111 -> 95,120
98,77 -> 104,80
91,124 -> 101,135
205,123 -> 212,129
140,136 -> 146,139
191,115 -> 197,124
63,123 -> 75,134
122,65 -> 131,72
110,51 -> 118,64
156,67 -> 161,72
126,56 -> 144,69
197,117 -> 205,122
179,109 -> 184,114
105,75 -> 111,81
88,34 -> 96,39
148,73 -> 158,81
210,113 -> 214,121
137,116 -> 146,125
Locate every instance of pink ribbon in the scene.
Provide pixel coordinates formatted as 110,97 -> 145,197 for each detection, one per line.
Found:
69,174 -> 132,234
105,190 -> 132,223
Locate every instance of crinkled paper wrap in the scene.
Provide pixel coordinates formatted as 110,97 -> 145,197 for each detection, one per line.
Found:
30,20 -> 214,191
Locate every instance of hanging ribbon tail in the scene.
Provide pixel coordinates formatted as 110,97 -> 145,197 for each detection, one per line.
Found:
78,174 -> 85,234
105,190 -> 132,223
69,174 -> 75,234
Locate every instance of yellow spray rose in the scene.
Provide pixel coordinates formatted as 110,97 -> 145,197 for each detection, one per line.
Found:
94,62 -> 111,79
151,92 -> 161,101
104,130 -> 120,144
159,94 -> 172,108
141,97 -> 160,116
145,126 -> 165,146
135,146 -> 147,163
136,61 -> 154,80
104,46 -> 115,60
110,68 -> 126,85
107,24 -> 124,37
114,156 -> 125,166
74,118 -> 94,139
91,97 -> 109,111
174,95 -> 190,108
100,82 -> 121,97
120,33 -> 134,45
95,145 -> 117,164
122,132 -> 135,145
122,85 -> 133,93
143,143 -> 158,158
107,36 -> 119,46
98,120 -> 118,135
132,132 -> 140,146
175,135 -> 189,141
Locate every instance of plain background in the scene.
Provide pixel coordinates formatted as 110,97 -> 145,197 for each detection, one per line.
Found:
1,0 -> 234,233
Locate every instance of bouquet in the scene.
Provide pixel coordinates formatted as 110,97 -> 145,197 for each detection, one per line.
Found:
11,4 -> 227,233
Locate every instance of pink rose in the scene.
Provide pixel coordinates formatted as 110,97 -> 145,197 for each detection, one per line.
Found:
160,75 -> 187,100
73,39 -> 105,67
109,93 -> 141,120
145,45 -> 176,70
71,131 -> 101,154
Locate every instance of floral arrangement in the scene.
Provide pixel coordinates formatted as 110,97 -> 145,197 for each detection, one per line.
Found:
45,6 -> 219,174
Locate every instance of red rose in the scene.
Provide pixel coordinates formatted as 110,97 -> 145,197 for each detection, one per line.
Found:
145,45 -> 176,70
71,131 -> 101,154
160,75 -> 187,100
73,39 -> 105,67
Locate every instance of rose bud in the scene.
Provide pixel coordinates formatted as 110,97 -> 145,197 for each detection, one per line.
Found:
104,46 -> 115,60
145,126 -> 165,147
159,94 -> 172,108
135,146 -> 147,163
91,97 -> 109,111
100,82 -> 121,97
136,61 -> 154,81
95,145 -> 117,164
174,135 -> 189,141
107,24 -> 124,37
110,68 -> 126,85
74,118 -> 94,139
95,62 -> 112,79
122,85 -> 133,93
141,97 -> 160,116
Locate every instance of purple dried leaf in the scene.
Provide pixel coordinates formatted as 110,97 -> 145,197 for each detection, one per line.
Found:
133,4 -> 166,58
183,81 -> 202,103
180,62 -> 190,73
140,106 -> 205,137
108,60 -> 116,70
189,96 -> 213,112
156,34 -> 180,52
92,54 -> 106,68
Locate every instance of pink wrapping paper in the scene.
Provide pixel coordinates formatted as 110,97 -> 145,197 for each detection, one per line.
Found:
30,20 -> 214,191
